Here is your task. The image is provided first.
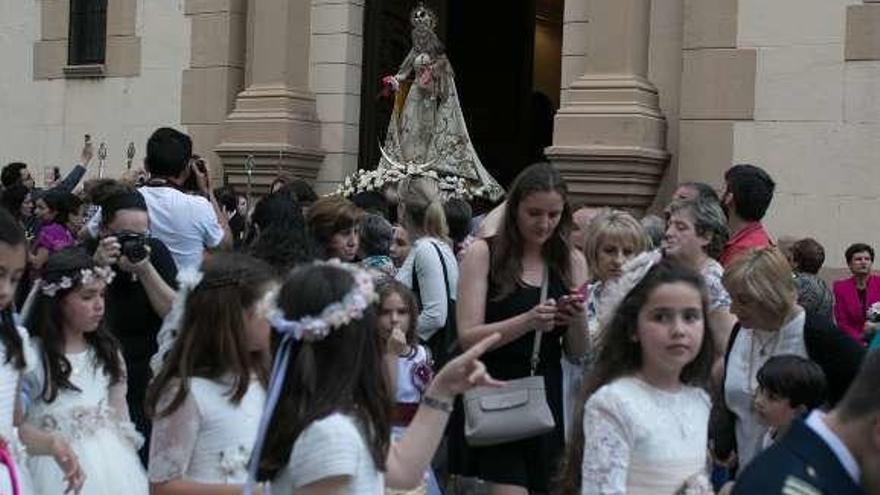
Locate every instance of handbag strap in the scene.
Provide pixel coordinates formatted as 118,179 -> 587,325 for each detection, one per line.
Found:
530,268 -> 550,376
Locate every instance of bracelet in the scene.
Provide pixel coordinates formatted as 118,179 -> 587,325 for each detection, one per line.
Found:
422,395 -> 453,413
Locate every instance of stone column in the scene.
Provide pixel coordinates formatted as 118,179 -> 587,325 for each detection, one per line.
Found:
215,0 -> 325,193
546,0 -> 669,211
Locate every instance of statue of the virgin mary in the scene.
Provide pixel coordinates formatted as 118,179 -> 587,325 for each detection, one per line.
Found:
378,3 -> 503,201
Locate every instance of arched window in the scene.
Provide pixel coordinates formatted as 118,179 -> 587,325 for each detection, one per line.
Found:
68,0 -> 108,65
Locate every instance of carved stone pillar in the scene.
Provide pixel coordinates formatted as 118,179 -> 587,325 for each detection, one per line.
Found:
546,0 -> 669,211
215,0 -> 324,193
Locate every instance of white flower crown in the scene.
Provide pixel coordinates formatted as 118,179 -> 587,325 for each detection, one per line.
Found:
267,260 -> 378,342
40,266 -> 116,297
333,160 -> 481,201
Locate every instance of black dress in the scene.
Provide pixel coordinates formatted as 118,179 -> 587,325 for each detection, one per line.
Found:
448,265 -> 568,490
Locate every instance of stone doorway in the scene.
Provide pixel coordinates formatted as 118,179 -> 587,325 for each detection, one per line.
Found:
359,0 -> 564,189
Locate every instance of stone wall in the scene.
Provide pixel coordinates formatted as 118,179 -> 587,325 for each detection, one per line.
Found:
0,0 -> 189,183
734,0 -> 880,269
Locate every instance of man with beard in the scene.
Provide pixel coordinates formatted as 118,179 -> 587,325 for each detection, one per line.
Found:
732,350 -> 880,495
718,164 -> 775,266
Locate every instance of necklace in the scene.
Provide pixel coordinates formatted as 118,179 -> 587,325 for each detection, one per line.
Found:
746,330 -> 780,395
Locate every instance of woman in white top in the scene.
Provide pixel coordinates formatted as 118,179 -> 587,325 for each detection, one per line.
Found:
714,248 -> 864,469
249,261 -> 501,495
395,176 -> 458,366
146,254 -> 275,495
663,197 -> 737,358
558,258 -> 716,495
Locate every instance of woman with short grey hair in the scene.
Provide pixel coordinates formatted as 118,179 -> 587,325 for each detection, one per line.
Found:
663,197 -> 737,355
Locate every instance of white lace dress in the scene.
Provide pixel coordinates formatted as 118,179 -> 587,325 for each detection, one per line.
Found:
0,327 -> 35,495
148,377 -> 266,485
24,346 -> 147,495
580,377 -> 711,495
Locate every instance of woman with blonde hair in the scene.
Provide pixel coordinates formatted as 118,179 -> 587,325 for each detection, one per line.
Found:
713,247 -> 864,470
581,210 -> 650,353
565,210 -> 649,435
395,175 -> 459,366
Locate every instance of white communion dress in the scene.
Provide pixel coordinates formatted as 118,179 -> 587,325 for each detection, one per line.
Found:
148,376 -> 266,484
0,327 -> 35,495
25,346 -> 148,495
580,376 -> 712,495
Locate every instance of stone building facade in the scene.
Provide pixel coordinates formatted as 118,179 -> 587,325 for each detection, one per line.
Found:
1,0 -> 880,269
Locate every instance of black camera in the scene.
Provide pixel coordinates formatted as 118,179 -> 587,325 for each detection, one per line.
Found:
115,231 -> 149,263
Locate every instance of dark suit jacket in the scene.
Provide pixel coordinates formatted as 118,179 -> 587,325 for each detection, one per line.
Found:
733,419 -> 864,495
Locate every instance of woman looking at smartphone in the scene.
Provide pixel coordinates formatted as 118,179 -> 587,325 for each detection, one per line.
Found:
449,163 -> 588,495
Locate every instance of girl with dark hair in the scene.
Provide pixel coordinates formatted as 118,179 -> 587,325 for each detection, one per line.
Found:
452,162 -> 589,494
377,281 -> 439,495
23,247 -> 147,494
0,208 -> 42,494
30,191 -> 81,272
557,258 -> 715,495
249,261 -> 500,493
146,253 -> 275,494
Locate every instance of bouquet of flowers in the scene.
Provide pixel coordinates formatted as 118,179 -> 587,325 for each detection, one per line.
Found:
867,302 -> 880,323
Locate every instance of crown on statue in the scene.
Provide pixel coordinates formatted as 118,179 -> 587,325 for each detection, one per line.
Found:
410,2 -> 437,31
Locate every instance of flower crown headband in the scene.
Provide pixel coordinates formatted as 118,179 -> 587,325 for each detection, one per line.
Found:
40,266 -> 116,297
245,260 -> 377,495
267,260 -> 377,342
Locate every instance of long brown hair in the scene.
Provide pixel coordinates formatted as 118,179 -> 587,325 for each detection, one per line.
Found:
257,264 -> 391,480
491,162 -> 572,300
146,253 -> 274,418
555,260 -> 715,493
27,248 -> 124,402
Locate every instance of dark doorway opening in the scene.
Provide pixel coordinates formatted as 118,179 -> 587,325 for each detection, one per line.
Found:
359,0 -> 563,190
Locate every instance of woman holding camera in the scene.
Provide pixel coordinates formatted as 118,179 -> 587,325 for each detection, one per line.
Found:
90,188 -> 178,464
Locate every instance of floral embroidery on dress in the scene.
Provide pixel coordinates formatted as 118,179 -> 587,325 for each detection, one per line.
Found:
218,445 -> 251,481
37,401 -> 143,449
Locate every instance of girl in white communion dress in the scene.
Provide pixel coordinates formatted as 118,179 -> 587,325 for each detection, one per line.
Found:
23,249 -> 146,495
146,254 -> 276,495
559,257 -> 715,495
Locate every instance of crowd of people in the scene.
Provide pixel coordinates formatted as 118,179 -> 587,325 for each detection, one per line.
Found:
0,126 -> 876,495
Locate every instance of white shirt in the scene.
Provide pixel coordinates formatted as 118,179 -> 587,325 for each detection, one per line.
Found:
725,309 -> 809,468
271,413 -> 383,494
139,186 -> 224,271
805,410 -> 861,484
396,237 -> 458,341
